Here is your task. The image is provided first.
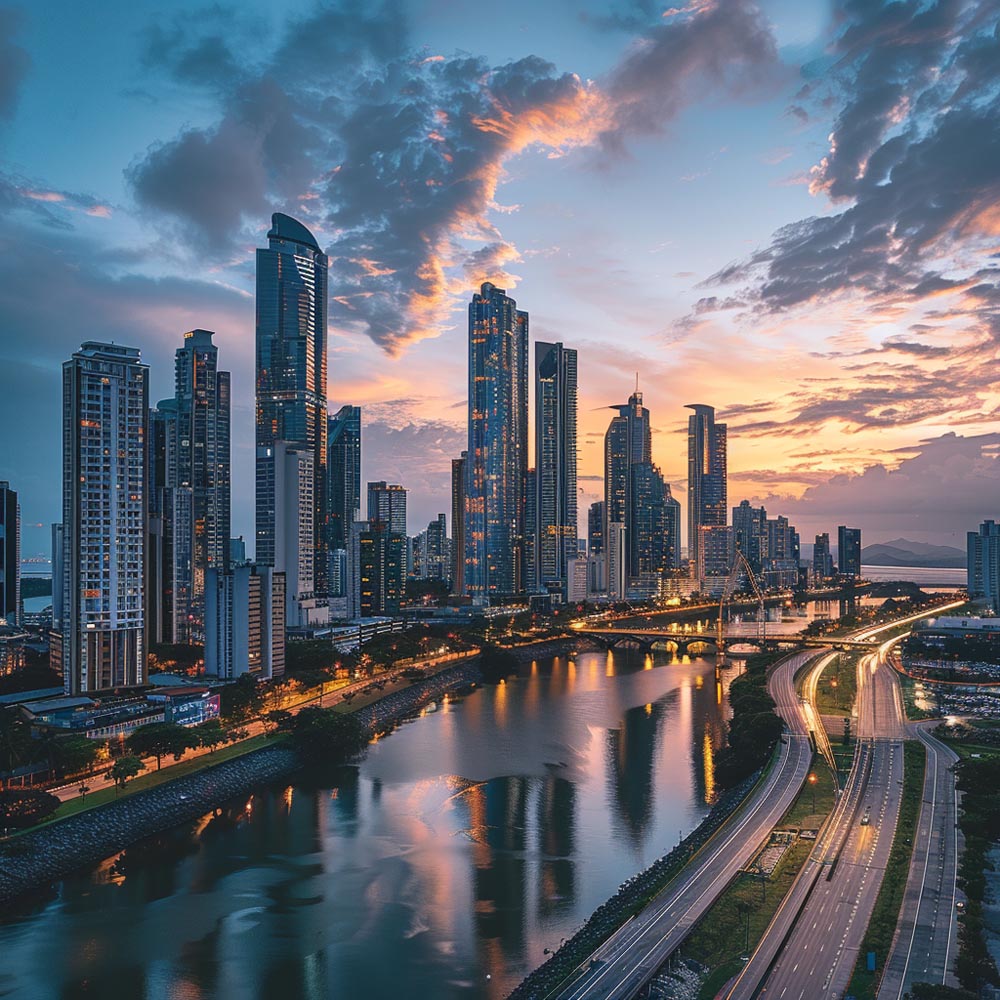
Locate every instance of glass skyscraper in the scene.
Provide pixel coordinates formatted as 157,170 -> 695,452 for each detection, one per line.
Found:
464,283 -> 528,600
256,213 -> 329,593
61,342 -> 148,694
534,342 -> 578,594
0,481 -> 19,626
327,404 -> 361,554
686,403 -> 728,578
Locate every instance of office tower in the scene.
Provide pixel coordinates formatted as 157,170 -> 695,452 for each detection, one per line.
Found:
62,342 -> 148,694
147,402 -> 179,644
51,524 -> 64,632
687,404 -> 727,576
451,453 -> 466,594
0,482 -> 20,626
349,520 -> 405,617
204,564 -> 285,679
588,501 -> 605,556
423,514 -> 449,582
534,341 -> 578,595
698,525 -> 734,589
327,405 -> 361,592
259,442 -> 326,628
604,390 -> 651,540
838,526 -> 862,578
732,500 -> 767,574
256,213 -> 329,593
664,489 -> 681,572
229,536 -> 247,566
524,468 -> 537,592
968,520 -> 1000,605
813,533 -> 834,581
367,482 -> 407,534
764,515 -> 800,589
465,282 -> 528,600
607,522 -> 627,600
628,462 -> 678,596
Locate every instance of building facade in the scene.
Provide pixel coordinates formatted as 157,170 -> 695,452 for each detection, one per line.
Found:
349,520 -> 405,618
451,452 -> 466,595
968,520 -> 1000,608
327,404 -> 361,594
367,482 -> 407,535
464,283 -> 528,601
838,526 -> 862,578
61,342 -> 148,694
687,404 -> 727,578
588,501 -> 604,556
534,341 -> 578,596
256,213 -> 329,593
0,481 -> 20,626
813,532 -> 834,581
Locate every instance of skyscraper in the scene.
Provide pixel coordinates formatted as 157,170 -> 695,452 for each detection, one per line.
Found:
732,500 -> 767,575
367,482 -> 407,534
256,213 -> 329,593
588,501 -> 605,556
327,404 -> 361,559
464,282 -> 528,600
687,404 -> 727,576
534,341 -> 578,596
604,390 -> 651,535
628,462 -> 678,595
813,532 -> 834,581
348,521 -> 405,617
61,342 -> 148,694
838,526 -> 862,578
148,330 -> 230,644
451,452 -> 466,594
0,481 -> 20,626
969,520 -> 1000,606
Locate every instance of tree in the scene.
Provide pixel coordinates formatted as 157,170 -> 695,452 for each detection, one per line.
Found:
290,708 -> 368,764
106,755 -> 145,793
0,788 -> 61,831
194,718 -> 229,753
47,735 -> 100,778
264,709 -> 293,735
0,707 -> 33,777
220,674 -> 265,722
126,722 -> 198,770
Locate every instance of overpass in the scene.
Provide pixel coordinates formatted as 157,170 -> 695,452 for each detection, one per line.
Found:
573,626 -> 875,656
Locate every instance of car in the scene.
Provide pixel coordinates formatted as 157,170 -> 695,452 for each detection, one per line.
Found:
860,806 -> 871,826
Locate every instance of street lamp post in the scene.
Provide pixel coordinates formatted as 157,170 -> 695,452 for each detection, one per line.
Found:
808,772 -> 818,813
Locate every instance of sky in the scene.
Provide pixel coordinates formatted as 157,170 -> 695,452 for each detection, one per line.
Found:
1,0 -> 999,560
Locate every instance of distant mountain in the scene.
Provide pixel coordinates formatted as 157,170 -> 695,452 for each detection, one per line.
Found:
862,538 -> 966,568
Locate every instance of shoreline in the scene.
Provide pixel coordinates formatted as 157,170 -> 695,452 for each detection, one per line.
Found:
0,659 -> 483,905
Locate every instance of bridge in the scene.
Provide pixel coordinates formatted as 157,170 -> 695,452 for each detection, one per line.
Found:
573,627 -> 875,655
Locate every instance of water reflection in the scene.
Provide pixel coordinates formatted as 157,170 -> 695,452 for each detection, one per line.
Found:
0,650 -> 732,1000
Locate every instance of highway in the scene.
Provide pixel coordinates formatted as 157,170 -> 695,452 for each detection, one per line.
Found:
551,650 -> 823,1000
877,722 -> 962,999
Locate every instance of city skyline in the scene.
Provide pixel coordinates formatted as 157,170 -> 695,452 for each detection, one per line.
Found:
4,1 -> 1000,556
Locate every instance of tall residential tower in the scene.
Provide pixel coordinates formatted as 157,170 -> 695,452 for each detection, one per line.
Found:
686,404 -> 727,579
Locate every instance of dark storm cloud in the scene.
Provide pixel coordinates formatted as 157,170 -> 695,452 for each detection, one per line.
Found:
126,0 -> 781,353
0,7 -> 29,120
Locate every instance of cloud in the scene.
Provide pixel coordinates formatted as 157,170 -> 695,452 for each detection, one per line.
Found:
0,8 -> 29,121
125,0 -> 780,354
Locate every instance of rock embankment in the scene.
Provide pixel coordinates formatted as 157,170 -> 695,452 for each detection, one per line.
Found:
0,659 -> 483,904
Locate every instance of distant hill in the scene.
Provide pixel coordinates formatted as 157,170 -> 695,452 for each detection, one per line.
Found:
862,538 -> 966,568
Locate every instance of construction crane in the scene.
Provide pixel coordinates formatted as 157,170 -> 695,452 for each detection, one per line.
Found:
716,551 -> 766,652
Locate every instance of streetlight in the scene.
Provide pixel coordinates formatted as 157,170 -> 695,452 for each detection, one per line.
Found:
808,772 -> 817,813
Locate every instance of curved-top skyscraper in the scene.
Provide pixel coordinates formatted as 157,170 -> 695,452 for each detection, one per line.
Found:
255,213 -> 329,594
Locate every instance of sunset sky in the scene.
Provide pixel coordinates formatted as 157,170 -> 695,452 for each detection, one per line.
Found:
2,0 -> 999,558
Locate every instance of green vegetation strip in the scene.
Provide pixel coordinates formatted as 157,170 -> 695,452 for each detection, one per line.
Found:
846,740 -> 926,1000
898,672 -> 936,721
952,749 -> 1000,993
681,756 -> 837,1000
813,652 -> 859,718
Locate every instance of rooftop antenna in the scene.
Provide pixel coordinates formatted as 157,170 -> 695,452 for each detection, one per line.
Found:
635,372 -> 639,393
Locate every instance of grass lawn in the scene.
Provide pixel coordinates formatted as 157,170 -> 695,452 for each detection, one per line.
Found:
27,733 -> 281,828
814,652 -> 859,718
683,756 -> 837,999
898,672 -> 937,721
846,740 -> 927,999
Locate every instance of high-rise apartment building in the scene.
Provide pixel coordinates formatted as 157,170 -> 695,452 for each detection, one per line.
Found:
838,526 -> 862,578
256,213 -> 329,593
628,463 -> 680,596
423,514 -> 449,582
604,390 -> 651,538
204,564 -> 285,679
732,500 -> 767,575
367,482 -> 407,534
327,405 -> 361,593
348,520 -> 405,617
534,342 -> 578,595
464,283 -> 528,600
61,342 -> 148,694
969,520 -> 1000,607
687,404 -> 727,577
607,522 -> 627,600
698,525 -> 734,590
0,481 -> 20,626
451,453 -> 466,594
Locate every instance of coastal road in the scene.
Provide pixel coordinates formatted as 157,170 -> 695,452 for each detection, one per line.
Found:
553,650 -> 823,1000
877,721 -> 961,999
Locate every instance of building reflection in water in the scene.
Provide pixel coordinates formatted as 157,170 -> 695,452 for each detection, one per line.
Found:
537,776 -> 576,918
